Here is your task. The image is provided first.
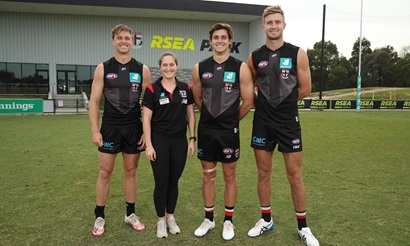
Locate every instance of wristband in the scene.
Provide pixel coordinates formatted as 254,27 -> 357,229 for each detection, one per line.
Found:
189,136 -> 197,141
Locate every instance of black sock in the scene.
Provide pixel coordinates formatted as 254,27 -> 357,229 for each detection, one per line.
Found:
205,206 -> 214,222
126,202 -> 135,217
224,206 -> 235,222
296,210 -> 307,230
94,205 -> 105,219
261,206 -> 271,222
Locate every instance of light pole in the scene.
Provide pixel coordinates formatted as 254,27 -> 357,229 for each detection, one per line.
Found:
356,0 -> 363,112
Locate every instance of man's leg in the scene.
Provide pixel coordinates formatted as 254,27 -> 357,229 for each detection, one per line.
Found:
122,152 -> 145,231
194,160 -> 217,237
282,152 -> 305,213
92,152 -> 116,236
221,161 -> 237,240
248,149 -> 275,237
96,152 -> 117,207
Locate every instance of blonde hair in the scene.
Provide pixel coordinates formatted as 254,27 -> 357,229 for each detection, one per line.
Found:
111,24 -> 133,40
262,5 -> 285,23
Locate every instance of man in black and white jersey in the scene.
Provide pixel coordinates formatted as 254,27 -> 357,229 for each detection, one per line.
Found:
191,23 -> 254,241
246,6 -> 319,246
89,24 -> 151,236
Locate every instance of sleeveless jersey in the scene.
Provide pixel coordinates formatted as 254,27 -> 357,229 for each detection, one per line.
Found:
198,56 -> 242,132
102,57 -> 144,126
252,42 -> 299,124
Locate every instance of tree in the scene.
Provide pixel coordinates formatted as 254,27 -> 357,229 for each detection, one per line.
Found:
307,40 -> 340,92
362,50 -> 393,87
349,37 -> 372,74
392,53 -> 410,87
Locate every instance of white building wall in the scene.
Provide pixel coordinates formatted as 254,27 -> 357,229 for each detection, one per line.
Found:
0,12 -> 250,69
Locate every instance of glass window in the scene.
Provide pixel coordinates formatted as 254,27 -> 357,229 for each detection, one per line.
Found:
0,62 -> 5,71
7,63 -> 22,93
56,64 -> 76,71
36,64 -> 49,70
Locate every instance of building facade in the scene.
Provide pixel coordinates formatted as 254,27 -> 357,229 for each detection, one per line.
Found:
0,0 -> 267,96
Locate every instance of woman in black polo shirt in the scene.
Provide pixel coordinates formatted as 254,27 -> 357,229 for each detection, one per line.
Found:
142,52 -> 196,238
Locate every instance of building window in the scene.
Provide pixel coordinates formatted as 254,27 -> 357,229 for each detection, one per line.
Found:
0,62 -> 49,94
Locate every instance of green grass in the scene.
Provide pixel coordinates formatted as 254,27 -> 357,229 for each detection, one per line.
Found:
0,112 -> 409,245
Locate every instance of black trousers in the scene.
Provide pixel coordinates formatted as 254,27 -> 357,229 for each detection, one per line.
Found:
151,133 -> 188,217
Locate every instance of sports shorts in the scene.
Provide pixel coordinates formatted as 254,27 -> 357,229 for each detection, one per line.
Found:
250,119 -> 303,152
197,130 -> 240,163
98,123 -> 143,154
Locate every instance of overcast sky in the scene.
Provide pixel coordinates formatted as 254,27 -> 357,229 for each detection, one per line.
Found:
207,0 -> 410,58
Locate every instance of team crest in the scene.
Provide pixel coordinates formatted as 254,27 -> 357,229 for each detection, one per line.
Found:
281,69 -> 290,79
131,83 -> 139,92
132,31 -> 143,50
224,83 -> 233,92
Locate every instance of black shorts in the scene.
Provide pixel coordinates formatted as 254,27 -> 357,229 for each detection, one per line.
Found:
251,119 -> 302,152
197,130 -> 240,163
98,124 -> 143,154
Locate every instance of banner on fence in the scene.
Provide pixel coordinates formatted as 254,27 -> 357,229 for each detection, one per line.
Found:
0,99 -> 43,114
298,99 -> 410,110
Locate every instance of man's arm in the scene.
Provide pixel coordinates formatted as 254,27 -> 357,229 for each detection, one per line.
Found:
191,63 -> 202,111
141,65 -> 151,96
89,63 -> 104,147
238,62 -> 254,120
296,48 -> 312,100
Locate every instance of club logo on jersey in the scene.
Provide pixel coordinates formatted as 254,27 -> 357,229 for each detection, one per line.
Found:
131,83 -> 139,92
258,61 -> 269,68
223,72 -> 236,83
280,58 -> 292,69
202,72 -> 213,79
106,73 -> 118,79
129,73 -> 141,83
179,90 -> 187,98
281,69 -> 290,79
224,83 -> 233,93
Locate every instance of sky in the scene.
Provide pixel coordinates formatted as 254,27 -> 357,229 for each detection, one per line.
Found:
207,0 -> 410,58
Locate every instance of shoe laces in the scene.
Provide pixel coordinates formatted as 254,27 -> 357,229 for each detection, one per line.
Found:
128,214 -> 140,224
200,219 -> 212,229
224,221 -> 235,230
94,218 -> 104,228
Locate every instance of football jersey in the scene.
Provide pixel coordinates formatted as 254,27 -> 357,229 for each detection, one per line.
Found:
102,57 -> 144,126
198,56 -> 242,132
251,42 -> 299,123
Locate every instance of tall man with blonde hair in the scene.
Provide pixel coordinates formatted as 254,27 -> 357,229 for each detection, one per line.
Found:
247,6 -> 320,246
89,24 -> 151,236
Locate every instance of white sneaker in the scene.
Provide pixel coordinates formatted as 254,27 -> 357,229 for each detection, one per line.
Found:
124,213 -> 145,231
166,216 -> 181,234
298,227 -> 320,246
222,220 -> 235,240
194,218 -> 215,237
247,218 -> 274,237
157,220 -> 168,238
92,217 -> 105,236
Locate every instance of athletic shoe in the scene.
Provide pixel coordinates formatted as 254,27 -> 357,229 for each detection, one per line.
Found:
124,213 -> 145,231
298,227 -> 320,246
194,218 -> 215,237
92,217 -> 105,236
222,220 -> 235,240
247,218 -> 274,237
166,216 -> 181,234
157,220 -> 168,238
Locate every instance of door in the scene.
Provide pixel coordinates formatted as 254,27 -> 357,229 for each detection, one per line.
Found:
57,71 -> 77,94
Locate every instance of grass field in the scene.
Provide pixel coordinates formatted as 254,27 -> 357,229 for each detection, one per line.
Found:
0,111 -> 409,245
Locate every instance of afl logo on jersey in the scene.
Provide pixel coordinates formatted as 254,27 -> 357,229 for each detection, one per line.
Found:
202,72 -> 213,79
258,61 -> 269,68
106,73 -> 118,79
